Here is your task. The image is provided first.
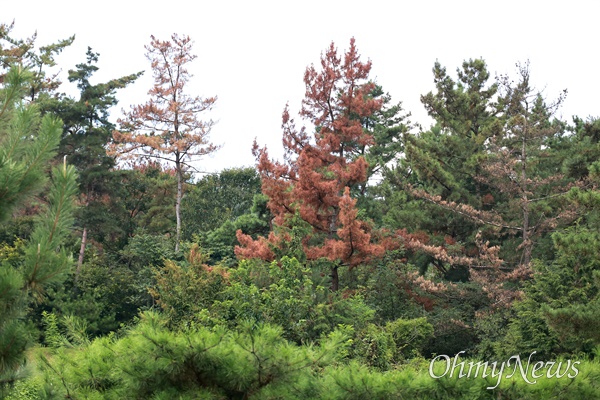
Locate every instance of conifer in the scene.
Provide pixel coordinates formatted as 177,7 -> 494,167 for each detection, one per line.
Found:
0,65 -> 78,378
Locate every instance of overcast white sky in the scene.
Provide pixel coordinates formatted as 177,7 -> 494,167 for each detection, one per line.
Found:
4,1 -> 599,175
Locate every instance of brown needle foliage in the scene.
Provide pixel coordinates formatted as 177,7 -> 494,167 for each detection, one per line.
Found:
109,34 -> 219,251
235,39 -> 393,291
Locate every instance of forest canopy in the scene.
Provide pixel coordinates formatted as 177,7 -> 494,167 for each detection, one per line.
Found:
2,22 -> 600,399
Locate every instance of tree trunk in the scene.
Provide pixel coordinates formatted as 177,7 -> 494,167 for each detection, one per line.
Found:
329,209 -> 340,292
330,266 -> 339,292
521,119 -> 531,267
75,226 -> 87,283
175,157 -> 182,252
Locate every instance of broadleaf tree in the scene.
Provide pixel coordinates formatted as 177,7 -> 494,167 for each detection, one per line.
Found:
110,34 -> 218,252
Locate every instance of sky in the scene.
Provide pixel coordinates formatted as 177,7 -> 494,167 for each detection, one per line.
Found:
4,1 -> 599,175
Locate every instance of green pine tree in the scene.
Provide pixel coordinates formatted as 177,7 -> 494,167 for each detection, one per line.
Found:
0,21 -> 74,104
42,47 -> 141,277
0,65 -> 78,381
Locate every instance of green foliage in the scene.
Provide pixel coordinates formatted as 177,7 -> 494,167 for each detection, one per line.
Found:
150,253 -> 378,346
36,311 -> 350,399
406,58 -> 498,205
28,313 -> 600,399
0,238 -> 25,267
353,323 -> 394,370
22,164 -> 78,299
3,378 -> 44,400
0,164 -> 78,377
199,193 -> 272,266
386,317 -> 434,361
41,311 -> 63,348
560,117 -> 600,181
88,165 -> 178,251
354,259 -> 424,322
0,68 -> 59,223
500,213 -> 600,358
541,229 -> 600,344
353,85 -> 411,224
43,231 -> 179,334
181,167 -> 262,240
43,248 -> 138,336
207,257 -> 377,344
0,21 -> 74,102
40,310 -> 90,350
40,47 -> 141,263
351,317 -> 434,370
119,232 -> 178,273
3,36 -> 600,398
150,244 -> 229,327
0,63 -> 78,380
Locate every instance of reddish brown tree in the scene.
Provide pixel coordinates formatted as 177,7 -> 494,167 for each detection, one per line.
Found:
236,39 -> 391,290
110,34 -> 218,251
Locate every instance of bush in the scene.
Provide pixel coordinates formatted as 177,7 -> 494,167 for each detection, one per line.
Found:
386,317 -> 434,361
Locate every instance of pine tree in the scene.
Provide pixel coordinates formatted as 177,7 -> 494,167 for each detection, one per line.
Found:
384,59 -> 499,281
0,21 -> 74,103
487,62 -> 573,267
389,60 -> 578,308
537,155 -> 600,348
43,47 -> 141,277
110,34 -> 218,252
0,65 -> 78,378
235,39 -> 391,291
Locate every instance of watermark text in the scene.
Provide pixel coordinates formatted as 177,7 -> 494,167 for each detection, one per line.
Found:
429,351 -> 580,389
